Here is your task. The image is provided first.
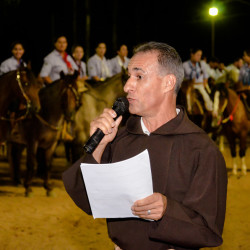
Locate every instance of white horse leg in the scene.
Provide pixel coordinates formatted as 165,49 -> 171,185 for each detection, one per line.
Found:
219,136 -> 224,152
232,157 -> 237,175
241,157 -> 247,175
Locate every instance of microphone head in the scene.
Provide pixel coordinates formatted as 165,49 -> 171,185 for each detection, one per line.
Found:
112,97 -> 129,116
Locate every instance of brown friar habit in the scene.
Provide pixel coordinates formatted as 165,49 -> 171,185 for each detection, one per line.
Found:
62,106 -> 227,250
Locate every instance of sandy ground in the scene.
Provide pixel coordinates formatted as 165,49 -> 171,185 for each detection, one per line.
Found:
0,139 -> 250,250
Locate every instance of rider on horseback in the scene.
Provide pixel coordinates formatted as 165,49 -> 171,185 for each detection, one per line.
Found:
183,48 -> 214,113
237,48 -> 250,114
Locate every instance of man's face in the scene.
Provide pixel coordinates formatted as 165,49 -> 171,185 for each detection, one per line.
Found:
118,45 -> 128,58
12,44 -> 24,60
55,36 -> 68,53
96,43 -> 106,57
124,51 -> 165,117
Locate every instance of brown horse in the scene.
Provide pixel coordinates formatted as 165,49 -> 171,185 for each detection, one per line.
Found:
8,71 -> 80,196
0,67 -> 42,143
68,72 -> 127,162
177,80 -> 208,128
212,83 -> 250,175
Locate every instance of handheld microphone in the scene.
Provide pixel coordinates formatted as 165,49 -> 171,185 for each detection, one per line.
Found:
83,97 -> 129,154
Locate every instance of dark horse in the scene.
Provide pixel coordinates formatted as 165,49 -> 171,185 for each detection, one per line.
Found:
67,71 -> 127,162
8,71 -> 80,196
211,83 -> 250,175
0,67 -> 42,143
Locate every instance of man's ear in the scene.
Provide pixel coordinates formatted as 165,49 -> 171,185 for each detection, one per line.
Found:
163,74 -> 176,93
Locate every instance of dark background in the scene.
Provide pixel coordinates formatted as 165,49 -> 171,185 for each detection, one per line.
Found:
0,0 -> 249,75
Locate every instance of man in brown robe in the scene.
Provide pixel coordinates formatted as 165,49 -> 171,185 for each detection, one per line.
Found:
62,42 -> 227,250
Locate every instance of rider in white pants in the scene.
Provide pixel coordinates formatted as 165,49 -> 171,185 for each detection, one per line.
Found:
183,48 -> 213,112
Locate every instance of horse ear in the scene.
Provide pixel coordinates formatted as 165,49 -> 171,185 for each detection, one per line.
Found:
60,71 -> 65,79
19,62 -> 26,71
121,66 -> 127,75
121,67 -> 129,85
73,70 -> 79,78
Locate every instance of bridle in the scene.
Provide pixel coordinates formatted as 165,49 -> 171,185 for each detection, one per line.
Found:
16,70 -> 32,110
61,83 -> 81,109
0,70 -> 32,122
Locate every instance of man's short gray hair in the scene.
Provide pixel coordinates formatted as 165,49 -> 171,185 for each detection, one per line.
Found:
133,41 -> 184,94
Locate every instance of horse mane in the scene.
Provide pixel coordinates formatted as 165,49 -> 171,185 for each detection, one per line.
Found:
24,68 -> 36,82
103,72 -> 124,86
0,70 -> 15,78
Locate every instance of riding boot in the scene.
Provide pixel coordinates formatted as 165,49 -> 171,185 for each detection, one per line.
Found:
193,84 -> 214,111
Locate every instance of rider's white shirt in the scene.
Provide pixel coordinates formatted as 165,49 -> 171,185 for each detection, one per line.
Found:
109,55 -> 130,76
39,50 -> 77,82
87,54 -> 111,80
0,56 -> 27,75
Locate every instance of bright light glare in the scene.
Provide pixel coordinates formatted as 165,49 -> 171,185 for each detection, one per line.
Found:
209,7 -> 218,16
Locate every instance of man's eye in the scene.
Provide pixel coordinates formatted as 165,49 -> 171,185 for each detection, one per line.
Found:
137,75 -> 142,80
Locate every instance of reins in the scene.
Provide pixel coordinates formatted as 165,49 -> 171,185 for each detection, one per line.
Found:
34,113 -> 61,131
218,95 -> 241,125
16,70 -> 32,110
62,83 -> 81,108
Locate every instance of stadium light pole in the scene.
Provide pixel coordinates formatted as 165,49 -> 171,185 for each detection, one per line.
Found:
209,7 -> 218,57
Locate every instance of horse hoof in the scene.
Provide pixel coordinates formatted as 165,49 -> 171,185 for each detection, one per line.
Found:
242,168 -> 247,176
13,179 -> 22,187
25,191 -> 34,198
232,171 -> 237,175
46,190 -> 56,197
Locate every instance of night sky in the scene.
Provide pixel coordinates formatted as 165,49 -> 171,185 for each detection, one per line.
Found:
0,0 -> 249,75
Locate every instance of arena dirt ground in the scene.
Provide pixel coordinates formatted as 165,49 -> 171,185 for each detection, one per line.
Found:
0,139 -> 249,250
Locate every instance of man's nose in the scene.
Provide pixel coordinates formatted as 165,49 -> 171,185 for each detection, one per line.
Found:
124,77 -> 133,93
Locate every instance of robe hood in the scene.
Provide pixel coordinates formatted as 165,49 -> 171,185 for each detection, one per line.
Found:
126,105 -> 204,136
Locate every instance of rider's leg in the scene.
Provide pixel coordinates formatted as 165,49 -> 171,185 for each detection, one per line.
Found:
194,84 -> 213,111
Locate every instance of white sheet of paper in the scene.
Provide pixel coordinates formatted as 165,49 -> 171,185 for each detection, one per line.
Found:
80,150 -> 153,219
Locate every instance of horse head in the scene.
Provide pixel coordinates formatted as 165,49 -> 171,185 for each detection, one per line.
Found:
177,80 -> 204,115
20,68 -> 43,113
2,67 -> 42,121
60,71 -> 80,120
